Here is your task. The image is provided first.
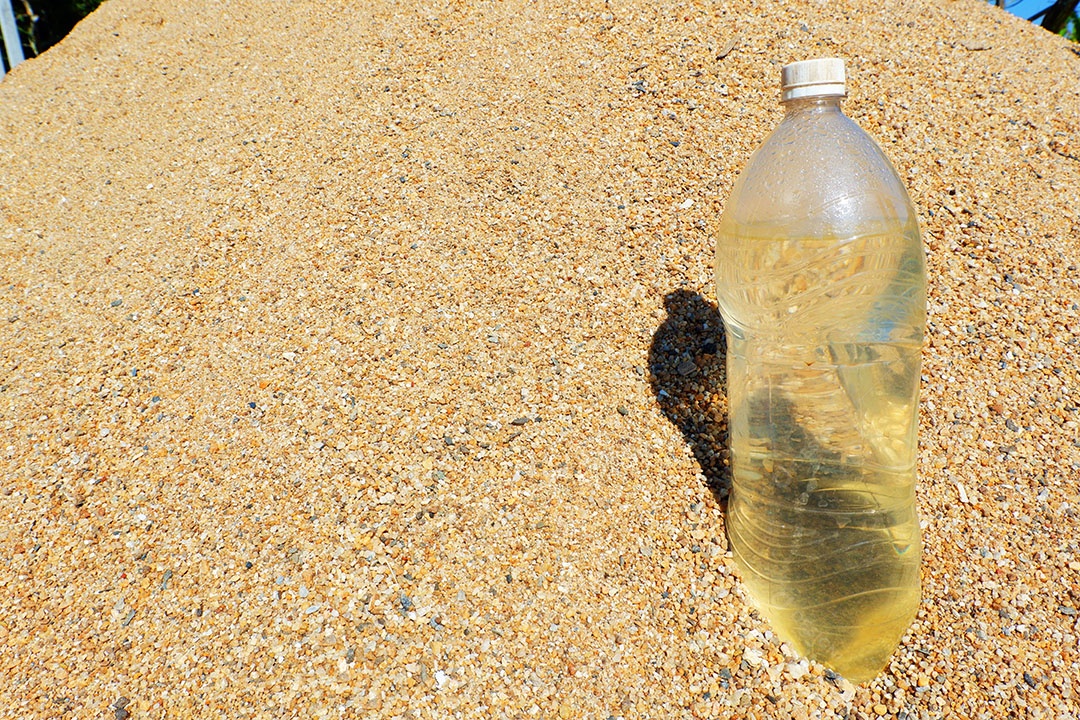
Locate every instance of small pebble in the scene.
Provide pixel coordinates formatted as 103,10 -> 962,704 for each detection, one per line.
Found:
676,359 -> 696,376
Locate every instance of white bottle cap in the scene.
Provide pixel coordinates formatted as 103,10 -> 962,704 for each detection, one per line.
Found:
781,58 -> 846,102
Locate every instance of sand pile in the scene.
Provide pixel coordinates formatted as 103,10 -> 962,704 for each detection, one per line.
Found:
1,0 -> 1078,716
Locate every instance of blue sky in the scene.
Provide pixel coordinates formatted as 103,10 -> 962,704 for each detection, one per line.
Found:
1003,0 -> 1058,24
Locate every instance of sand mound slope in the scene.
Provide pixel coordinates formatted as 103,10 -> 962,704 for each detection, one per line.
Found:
1,0 -> 1078,715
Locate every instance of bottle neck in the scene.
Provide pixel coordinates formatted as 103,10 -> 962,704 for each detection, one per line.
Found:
780,94 -> 845,116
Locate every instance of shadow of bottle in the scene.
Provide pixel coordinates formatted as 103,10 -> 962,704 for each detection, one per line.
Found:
647,289 -> 731,508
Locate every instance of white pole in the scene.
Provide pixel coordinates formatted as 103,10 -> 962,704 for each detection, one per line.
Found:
0,0 -> 25,77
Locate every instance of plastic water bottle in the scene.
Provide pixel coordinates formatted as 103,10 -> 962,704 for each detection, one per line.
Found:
714,58 -> 925,682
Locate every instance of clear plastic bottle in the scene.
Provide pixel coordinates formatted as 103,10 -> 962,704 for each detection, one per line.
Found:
714,59 -> 925,682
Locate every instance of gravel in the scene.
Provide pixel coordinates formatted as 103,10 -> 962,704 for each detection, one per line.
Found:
0,0 -> 1078,717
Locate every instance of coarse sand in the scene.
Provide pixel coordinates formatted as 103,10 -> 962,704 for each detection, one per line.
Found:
1,0 -> 1079,717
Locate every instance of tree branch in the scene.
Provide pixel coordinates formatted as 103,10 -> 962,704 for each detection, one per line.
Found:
1033,0 -> 1080,33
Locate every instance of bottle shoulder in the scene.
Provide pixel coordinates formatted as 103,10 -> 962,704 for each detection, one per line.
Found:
722,109 -> 916,235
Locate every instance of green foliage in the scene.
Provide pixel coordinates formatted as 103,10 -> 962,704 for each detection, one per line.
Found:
71,0 -> 103,13
1067,14 -> 1080,40
15,0 -> 105,58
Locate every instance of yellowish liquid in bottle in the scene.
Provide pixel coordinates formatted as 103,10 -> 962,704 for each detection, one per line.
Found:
717,219 -> 924,682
